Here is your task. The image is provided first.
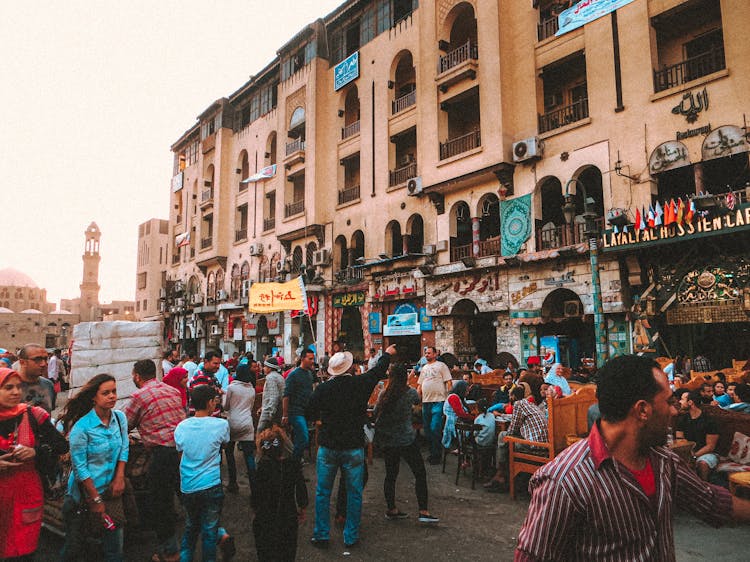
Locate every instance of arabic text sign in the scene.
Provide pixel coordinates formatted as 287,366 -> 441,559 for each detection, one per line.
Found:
333,291 -> 366,308
248,277 -> 307,313
383,312 -> 420,336
334,51 -> 359,91
556,0 -> 636,37
649,141 -> 690,175
701,125 -> 748,161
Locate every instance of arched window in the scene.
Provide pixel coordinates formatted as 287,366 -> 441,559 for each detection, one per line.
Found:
393,51 -> 416,99
477,193 -> 501,241
231,264 -> 241,300
343,86 -> 360,126
306,242 -> 317,268
350,230 -> 365,264
445,2 -> 477,50
335,235 -> 349,271
406,214 -> 424,254
215,269 -> 225,300
206,272 -> 216,303
385,220 -> 403,257
238,151 -> 249,191
266,132 -> 277,166
449,201 -> 472,260
292,246 -> 303,272
289,107 -> 305,140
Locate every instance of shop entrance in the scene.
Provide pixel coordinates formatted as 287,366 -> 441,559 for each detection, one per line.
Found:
538,289 -> 594,368
451,299 -> 496,367
339,307 -> 365,360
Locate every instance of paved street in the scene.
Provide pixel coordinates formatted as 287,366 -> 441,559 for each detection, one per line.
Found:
37,443 -> 747,561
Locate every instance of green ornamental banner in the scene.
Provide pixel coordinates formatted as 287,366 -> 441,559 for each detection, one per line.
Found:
501,193 -> 532,256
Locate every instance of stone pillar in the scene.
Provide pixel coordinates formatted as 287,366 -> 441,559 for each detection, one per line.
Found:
471,216 -> 481,257
693,162 -> 704,194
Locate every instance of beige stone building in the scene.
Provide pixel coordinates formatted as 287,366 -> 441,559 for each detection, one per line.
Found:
159,0 -> 750,369
134,219 -> 170,321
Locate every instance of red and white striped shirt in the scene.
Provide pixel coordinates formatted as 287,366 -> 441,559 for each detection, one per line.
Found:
515,422 -> 733,562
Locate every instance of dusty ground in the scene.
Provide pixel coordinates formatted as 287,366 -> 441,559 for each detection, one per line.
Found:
37,445 -> 748,561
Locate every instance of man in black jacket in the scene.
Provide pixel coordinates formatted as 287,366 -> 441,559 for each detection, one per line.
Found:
307,343 -> 397,549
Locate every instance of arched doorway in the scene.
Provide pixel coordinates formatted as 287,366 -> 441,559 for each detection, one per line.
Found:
256,315 -> 271,359
339,307 -> 365,360
539,288 -> 593,369
452,299 -> 495,367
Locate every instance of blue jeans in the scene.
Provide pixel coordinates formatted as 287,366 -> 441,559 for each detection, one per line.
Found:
422,401 -> 445,461
289,414 -> 309,460
59,496 -> 124,562
238,440 -> 257,495
180,484 -> 224,562
314,446 -> 364,546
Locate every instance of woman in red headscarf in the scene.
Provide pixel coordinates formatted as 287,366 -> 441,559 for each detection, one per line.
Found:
164,366 -> 189,409
0,368 -> 68,560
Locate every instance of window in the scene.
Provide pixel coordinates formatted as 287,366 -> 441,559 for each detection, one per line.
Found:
143,299 -> 147,311
345,22 -> 360,56
259,83 -> 278,115
137,272 -> 147,290
376,0 -> 391,34
360,8 -> 375,45
282,42 -> 316,81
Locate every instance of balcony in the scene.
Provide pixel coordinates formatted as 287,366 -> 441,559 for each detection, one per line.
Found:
200,237 -> 213,250
438,40 -> 478,74
238,180 -> 248,193
653,46 -> 725,93
535,218 -> 604,250
335,267 -> 364,284
389,162 -> 417,187
450,243 -> 473,262
263,217 -> 275,231
392,90 -> 416,115
439,130 -> 481,160
284,138 -> 306,168
338,185 -> 360,205
285,138 -> 305,157
341,121 -> 360,140
477,238 -> 500,257
538,98 -> 589,134
538,16 -> 559,41
284,200 -> 304,218
234,229 -> 247,243
200,187 -> 214,208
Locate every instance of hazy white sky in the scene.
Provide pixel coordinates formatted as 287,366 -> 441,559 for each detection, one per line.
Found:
1,0 -> 342,305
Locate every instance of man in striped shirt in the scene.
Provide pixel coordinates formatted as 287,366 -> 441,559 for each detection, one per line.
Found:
515,355 -> 750,562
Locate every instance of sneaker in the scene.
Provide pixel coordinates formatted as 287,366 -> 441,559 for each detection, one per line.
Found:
310,537 -> 330,549
418,513 -> 440,524
218,534 -> 236,560
385,511 -> 408,520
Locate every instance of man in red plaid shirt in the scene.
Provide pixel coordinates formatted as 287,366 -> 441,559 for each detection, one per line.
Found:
125,359 -> 185,562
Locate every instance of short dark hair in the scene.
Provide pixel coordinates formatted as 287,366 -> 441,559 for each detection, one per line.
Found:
511,387 -> 526,401
426,346 -> 437,354
204,349 -> 222,362
19,344 -> 45,359
300,349 -> 315,360
597,355 -> 661,422
133,359 -> 156,380
687,389 -> 703,406
735,383 -> 750,403
191,384 -> 217,410
673,388 -> 689,401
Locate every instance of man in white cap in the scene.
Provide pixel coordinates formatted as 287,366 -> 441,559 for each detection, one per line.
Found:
308,343 -> 397,549
257,358 -> 286,433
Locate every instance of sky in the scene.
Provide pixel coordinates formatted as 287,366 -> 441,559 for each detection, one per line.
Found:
1,0 -> 343,306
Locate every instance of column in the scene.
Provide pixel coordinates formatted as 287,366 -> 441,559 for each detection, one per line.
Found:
471,216 -> 481,257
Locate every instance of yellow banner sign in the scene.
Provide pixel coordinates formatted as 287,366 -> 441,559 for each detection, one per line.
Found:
248,277 -> 307,313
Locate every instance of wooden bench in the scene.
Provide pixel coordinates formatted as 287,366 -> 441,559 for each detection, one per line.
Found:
701,405 -> 750,457
505,391 -> 598,499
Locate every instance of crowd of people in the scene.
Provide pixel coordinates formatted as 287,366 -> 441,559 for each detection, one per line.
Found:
1,341 -> 750,561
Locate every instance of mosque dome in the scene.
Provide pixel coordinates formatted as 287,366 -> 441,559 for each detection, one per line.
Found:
52,309 -> 73,314
20,309 -> 42,314
0,307 -> 13,313
0,268 -> 38,288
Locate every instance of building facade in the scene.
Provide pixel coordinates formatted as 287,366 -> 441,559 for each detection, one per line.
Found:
158,0 -> 750,368
135,219 -> 170,321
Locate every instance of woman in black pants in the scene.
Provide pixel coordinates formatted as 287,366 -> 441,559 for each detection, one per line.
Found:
374,364 -> 439,524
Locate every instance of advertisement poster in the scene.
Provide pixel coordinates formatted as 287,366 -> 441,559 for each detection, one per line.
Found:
383,312 -> 420,336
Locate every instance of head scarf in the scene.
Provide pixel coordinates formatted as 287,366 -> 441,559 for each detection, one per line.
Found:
234,363 -> 256,386
451,380 -> 468,398
163,367 -> 188,407
0,368 -> 25,421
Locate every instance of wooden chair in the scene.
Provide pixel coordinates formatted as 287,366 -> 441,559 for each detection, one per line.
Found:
454,421 -> 482,489
505,391 -> 598,499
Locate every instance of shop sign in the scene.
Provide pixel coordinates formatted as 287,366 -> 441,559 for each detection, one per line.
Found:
333,291 -> 366,308
556,0 -> 636,37
602,204 -> 750,251
334,51 -> 359,91
426,271 -> 505,316
702,125 -> 749,161
649,141 -> 690,175
394,302 -> 418,316
676,123 -> 711,141
383,312 -> 420,336
368,312 -> 382,334
248,277 -> 307,313
244,317 -> 257,337
671,87 -> 709,124
419,307 -> 433,331
267,313 -> 281,335
233,328 -> 243,341
171,172 -> 184,192
373,273 -> 419,300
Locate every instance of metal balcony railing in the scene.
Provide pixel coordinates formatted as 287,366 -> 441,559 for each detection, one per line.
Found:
438,40 -> 478,74
201,187 -> 214,204
537,16 -> 559,41
263,217 -> 275,231
450,243 -> 473,262
200,237 -> 213,249
285,138 -> 305,156
389,161 -> 417,186
535,218 -> 605,250
338,185 -> 360,205
478,238 -> 500,257
439,129 -> 481,160
341,120 -> 360,140
653,46 -> 725,92
285,200 -> 305,217
392,90 -> 416,114
538,98 -> 589,134
235,229 -> 247,242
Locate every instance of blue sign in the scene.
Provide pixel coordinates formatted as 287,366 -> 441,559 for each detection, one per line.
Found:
556,0 -> 636,37
368,312 -> 382,334
334,51 -> 359,91
393,302 -> 418,316
419,307 -> 433,331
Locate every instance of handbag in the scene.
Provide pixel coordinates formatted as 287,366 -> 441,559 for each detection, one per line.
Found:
26,405 -> 69,500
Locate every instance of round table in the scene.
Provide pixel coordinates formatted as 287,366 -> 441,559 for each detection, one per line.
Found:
728,471 -> 750,497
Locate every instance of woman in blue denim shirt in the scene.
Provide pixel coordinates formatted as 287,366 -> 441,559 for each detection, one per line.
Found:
58,373 -> 129,562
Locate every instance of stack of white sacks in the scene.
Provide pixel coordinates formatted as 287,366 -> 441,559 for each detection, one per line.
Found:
69,321 -> 164,407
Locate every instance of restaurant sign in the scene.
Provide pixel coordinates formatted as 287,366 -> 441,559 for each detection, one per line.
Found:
334,51 -> 359,91
333,291 -> 366,308
602,204 -> 750,252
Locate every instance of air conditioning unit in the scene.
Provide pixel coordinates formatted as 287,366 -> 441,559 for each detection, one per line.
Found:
313,248 -> 331,266
203,179 -> 212,188
563,300 -> 582,318
191,294 -> 204,305
210,325 -> 222,336
422,244 -> 436,255
159,288 -> 167,299
175,298 -> 186,308
216,289 -> 228,301
275,261 -> 285,273
512,137 -> 542,163
249,244 -> 263,256
406,176 -> 423,196
241,280 -> 251,298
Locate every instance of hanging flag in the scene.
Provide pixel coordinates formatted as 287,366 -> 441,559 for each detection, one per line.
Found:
647,205 -> 655,228
685,200 -> 695,222
726,192 -> 736,210
241,164 -> 277,183
676,198 -> 684,225
654,201 -> 663,226
640,207 -> 648,230
248,276 -> 307,313
634,207 -> 642,230
663,201 -> 672,225
175,231 -> 190,247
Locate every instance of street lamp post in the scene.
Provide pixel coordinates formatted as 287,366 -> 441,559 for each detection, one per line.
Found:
562,178 -> 609,368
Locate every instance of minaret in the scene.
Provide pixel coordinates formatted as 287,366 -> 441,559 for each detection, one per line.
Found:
79,222 -> 101,322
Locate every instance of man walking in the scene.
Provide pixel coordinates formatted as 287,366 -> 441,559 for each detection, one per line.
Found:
307,344 -> 396,549
124,359 -> 185,562
417,347 -> 453,464
282,349 -> 315,460
515,354 -> 750,561
257,358 -> 285,433
17,344 -> 54,412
